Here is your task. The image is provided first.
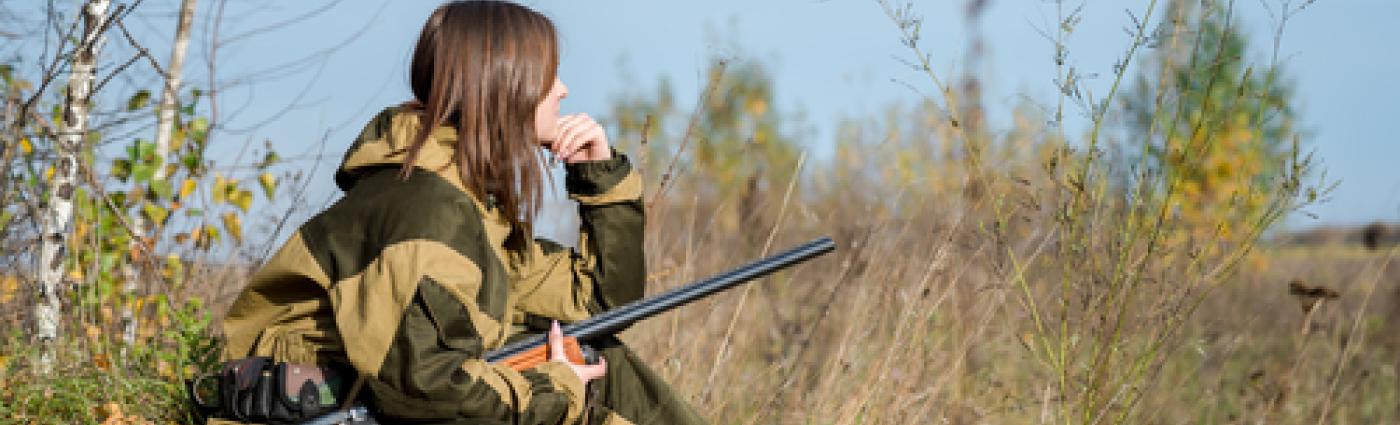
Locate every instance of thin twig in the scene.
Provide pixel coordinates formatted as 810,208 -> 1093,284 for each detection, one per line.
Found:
700,152 -> 806,402
648,60 -> 726,209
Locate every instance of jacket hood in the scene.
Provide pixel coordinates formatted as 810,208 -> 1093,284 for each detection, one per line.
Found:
335,106 -> 461,192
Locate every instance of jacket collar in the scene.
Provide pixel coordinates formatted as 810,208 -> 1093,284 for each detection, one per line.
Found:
335,106 -> 466,193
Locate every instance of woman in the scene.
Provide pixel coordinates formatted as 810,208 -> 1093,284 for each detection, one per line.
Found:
219,2 -> 706,424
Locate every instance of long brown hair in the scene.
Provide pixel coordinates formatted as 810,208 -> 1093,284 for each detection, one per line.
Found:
401,0 -> 557,246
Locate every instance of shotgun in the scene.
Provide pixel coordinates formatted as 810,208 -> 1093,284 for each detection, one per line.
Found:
491,236 -> 836,369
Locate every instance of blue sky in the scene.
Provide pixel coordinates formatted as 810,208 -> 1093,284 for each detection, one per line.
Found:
33,0 -> 1398,233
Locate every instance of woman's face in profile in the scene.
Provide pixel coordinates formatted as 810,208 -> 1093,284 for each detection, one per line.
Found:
535,77 -> 568,145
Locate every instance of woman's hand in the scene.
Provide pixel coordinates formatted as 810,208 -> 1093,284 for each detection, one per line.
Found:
548,114 -> 611,163
549,320 -> 606,385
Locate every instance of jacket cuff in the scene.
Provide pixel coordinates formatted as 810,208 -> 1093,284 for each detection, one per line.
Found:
565,153 -> 642,205
530,361 -> 586,424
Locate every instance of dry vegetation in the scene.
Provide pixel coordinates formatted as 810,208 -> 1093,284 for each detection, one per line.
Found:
2,0 -> 1396,424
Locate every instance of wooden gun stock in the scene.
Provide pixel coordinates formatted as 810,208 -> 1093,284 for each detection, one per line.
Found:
498,336 -> 587,371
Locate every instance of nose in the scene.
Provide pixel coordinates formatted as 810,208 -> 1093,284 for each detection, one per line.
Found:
558,79 -> 569,99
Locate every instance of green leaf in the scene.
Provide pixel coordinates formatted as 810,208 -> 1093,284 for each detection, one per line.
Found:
127,90 -> 152,111
137,140 -> 157,162
73,188 -> 94,218
163,254 -> 185,282
100,208 -> 119,231
142,202 -> 169,225
79,151 -> 97,178
109,191 -> 128,209
112,159 -> 133,181
150,180 -> 174,201
191,117 -> 209,134
132,164 -> 155,183
100,252 -> 119,275
190,118 -> 210,146
184,208 -> 203,217
183,153 -> 203,174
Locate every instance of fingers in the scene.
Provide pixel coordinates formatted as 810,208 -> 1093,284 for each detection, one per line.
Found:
550,118 -> 580,161
550,114 -> 605,163
553,114 -> 589,160
548,320 -> 565,362
574,356 -> 607,383
547,319 -> 607,385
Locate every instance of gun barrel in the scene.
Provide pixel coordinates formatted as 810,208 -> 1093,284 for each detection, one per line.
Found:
485,237 -> 835,363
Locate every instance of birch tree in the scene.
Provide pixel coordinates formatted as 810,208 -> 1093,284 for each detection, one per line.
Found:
121,0 -> 198,345
37,0 -> 112,371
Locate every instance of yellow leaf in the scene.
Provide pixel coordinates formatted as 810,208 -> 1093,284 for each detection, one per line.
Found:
212,175 -> 227,204
74,221 -> 89,241
0,275 -> 16,304
179,178 -> 198,200
172,128 -> 187,151
19,138 -> 32,155
258,172 -> 278,199
233,189 -> 253,212
746,99 -> 768,117
142,202 -> 169,225
157,360 -> 175,379
222,212 -> 242,242
164,254 -> 183,279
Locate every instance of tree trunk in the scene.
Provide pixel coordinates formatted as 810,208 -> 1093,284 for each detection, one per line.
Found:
122,0 -> 197,346
36,0 -> 111,372
155,0 -> 197,181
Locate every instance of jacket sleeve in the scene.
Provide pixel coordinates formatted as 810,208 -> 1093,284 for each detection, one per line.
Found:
512,153 -> 646,322
328,227 -> 585,423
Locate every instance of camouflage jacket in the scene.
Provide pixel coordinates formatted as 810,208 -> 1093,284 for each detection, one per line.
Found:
220,106 -> 645,424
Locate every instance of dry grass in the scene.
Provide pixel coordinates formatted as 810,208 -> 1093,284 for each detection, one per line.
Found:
614,169 -> 1398,425
2,1 -> 1390,424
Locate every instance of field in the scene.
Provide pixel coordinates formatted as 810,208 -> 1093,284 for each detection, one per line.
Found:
4,184 -> 1396,424
3,0 -> 1395,423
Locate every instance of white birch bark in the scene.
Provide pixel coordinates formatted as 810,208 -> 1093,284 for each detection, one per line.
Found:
37,0 -> 112,372
122,0 -> 198,345
154,0 -> 197,182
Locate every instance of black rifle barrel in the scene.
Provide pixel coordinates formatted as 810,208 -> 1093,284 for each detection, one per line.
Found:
485,236 -> 835,363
